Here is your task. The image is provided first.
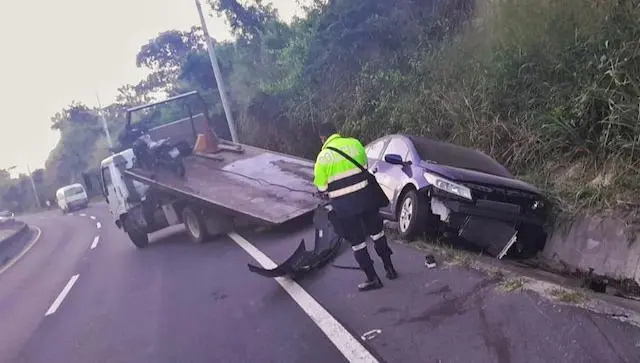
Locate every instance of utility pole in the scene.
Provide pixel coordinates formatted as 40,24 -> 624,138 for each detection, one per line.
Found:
96,93 -> 114,150
25,164 -> 41,208
194,0 -> 239,143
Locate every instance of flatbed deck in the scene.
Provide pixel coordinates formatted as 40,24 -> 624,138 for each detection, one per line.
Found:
124,143 -> 322,225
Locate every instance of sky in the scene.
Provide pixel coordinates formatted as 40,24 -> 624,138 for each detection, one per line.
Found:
0,0 -> 302,175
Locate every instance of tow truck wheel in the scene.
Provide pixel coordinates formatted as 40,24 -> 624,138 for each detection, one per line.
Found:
123,216 -> 149,248
182,206 -> 209,244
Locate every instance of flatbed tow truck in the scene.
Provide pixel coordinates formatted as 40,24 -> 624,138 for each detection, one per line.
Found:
99,91 -> 340,277
100,91 -> 322,246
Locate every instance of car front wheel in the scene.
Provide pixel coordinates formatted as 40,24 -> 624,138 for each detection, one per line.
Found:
397,189 -> 426,240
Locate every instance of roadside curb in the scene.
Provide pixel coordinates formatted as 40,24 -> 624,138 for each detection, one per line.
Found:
383,221 -> 640,328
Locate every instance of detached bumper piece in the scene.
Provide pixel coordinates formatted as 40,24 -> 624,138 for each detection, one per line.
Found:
248,205 -> 343,279
458,216 -> 518,259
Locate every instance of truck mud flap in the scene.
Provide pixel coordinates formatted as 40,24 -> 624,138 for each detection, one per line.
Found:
248,204 -> 343,279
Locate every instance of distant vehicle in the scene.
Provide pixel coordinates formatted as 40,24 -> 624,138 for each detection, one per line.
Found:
56,183 -> 89,214
365,134 -> 548,258
0,210 -> 15,224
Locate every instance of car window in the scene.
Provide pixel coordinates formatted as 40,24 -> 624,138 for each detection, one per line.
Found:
101,167 -> 112,195
383,137 -> 410,161
64,186 -> 85,197
366,139 -> 386,160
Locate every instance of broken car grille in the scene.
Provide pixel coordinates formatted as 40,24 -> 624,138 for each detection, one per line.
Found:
462,182 -> 540,214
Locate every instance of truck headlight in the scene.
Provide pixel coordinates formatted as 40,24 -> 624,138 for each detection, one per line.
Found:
424,172 -> 472,200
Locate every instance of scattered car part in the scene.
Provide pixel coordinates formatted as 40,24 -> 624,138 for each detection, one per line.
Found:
424,255 -> 437,268
247,204 -> 343,279
360,329 -> 382,341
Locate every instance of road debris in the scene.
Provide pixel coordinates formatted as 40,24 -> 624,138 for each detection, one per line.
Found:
360,329 -> 382,341
424,255 -> 437,269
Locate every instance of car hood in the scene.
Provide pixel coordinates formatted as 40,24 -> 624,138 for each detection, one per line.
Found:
419,161 -> 540,194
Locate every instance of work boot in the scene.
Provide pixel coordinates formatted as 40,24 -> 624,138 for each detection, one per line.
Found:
358,276 -> 383,291
358,266 -> 383,291
384,264 -> 398,280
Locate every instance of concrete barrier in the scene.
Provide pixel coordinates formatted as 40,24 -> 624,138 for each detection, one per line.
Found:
0,221 -> 29,251
542,216 -> 640,283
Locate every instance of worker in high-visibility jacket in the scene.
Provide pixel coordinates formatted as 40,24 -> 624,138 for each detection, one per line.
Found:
313,122 -> 397,291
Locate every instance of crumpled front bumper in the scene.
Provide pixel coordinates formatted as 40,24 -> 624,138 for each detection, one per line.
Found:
247,204 -> 343,279
429,194 -> 545,258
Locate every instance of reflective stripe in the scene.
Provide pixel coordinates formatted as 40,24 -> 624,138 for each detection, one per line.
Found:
352,242 -> 367,251
370,231 -> 385,241
328,180 -> 368,198
317,185 -> 328,192
328,168 -> 361,183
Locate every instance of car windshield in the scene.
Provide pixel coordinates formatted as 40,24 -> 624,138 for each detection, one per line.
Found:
407,135 -> 513,178
64,186 -> 85,197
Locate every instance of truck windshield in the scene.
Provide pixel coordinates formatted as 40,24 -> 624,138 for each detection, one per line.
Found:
64,186 -> 85,197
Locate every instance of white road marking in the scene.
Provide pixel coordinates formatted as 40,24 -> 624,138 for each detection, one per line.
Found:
90,236 -> 99,249
96,222 -> 101,229
90,216 -> 96,220
45,274 -> 79,316
227,233 -> 379,363
79,213 -> 86,217
0,227 -> 42,276
68,213 -> 74,216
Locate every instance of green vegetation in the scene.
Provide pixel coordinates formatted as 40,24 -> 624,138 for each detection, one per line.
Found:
499,278 -> 527,292
549,287 -> 588,303
3,0 -> 639,219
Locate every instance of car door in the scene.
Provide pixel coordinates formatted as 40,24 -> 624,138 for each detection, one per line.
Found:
374,136 -> 412,216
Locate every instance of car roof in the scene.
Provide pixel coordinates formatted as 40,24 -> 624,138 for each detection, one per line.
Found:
400,134 -> 512,178
57,183 -> 84,193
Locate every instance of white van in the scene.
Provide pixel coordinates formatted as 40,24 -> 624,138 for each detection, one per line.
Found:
56,183 -> 89,213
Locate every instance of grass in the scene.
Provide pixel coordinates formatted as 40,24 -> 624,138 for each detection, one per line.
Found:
549,288 -> 588,304
500,277 -> 527,292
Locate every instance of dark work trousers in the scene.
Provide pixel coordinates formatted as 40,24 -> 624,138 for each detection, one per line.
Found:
333,208 -> 394,279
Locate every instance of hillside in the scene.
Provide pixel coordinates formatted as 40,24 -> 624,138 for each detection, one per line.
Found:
11,0 -> 638,220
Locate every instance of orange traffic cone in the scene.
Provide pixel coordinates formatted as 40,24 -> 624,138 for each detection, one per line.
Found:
193,132 -> 219,154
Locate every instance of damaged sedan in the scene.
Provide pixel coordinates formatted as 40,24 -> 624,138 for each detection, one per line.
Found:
365,134 -> 548,259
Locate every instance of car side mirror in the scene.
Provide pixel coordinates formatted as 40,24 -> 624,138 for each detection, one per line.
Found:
385,153 -> 407,166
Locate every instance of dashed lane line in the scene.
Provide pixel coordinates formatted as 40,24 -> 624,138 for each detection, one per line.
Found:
227,232 -> 380,363
90,236 -> 99,249
90,216 -> 96,220
96,222 -> 101,229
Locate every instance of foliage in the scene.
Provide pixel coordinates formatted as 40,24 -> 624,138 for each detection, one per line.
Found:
34,0 -> 640,220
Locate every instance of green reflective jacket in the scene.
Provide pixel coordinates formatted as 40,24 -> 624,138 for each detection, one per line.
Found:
313,133 -> 367,192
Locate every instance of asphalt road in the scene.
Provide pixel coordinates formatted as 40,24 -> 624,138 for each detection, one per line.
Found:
0,203 -> 639,363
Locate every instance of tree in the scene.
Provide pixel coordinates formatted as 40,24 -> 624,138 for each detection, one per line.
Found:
209,0 -> 279,40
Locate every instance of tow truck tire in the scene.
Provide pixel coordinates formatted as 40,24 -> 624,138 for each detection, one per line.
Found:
182,206 -> 209,244
124,216 -> 149,248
